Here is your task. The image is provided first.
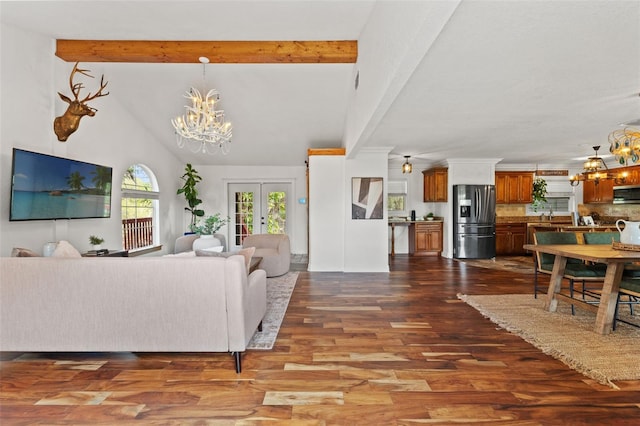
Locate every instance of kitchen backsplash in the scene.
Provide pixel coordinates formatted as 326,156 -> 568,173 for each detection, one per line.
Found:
581,204 -> 640,221
497,203 -> 640,221
496,205 -> 526,216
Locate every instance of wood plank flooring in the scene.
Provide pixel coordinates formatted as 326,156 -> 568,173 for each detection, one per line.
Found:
2,256 -> 640,424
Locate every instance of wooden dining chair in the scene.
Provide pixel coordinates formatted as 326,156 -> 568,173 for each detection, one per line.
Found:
614,279 -> 640,330
532,232 -> 606,313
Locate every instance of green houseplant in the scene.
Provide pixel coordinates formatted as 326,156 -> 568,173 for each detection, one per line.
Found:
89,235 -> 104,249
532,177 -> 548,212
193,213 -> 230,235
177,163 -> 205,232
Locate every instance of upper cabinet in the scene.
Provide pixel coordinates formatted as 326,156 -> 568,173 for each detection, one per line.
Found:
422,168 -> 448,202
495,171 -> 534,204
619,165 -> 640,186
582,165 -> 640,204
583,179 -> 614,204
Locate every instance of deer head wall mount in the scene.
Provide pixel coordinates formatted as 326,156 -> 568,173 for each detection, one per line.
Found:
53,62 -> 109,142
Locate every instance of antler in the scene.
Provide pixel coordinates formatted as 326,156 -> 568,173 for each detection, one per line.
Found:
68,62 -> 92,100
68,62 -> 109,102
82,74 -> 109,102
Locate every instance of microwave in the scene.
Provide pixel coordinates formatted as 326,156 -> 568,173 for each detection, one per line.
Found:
613,185 -> 640,204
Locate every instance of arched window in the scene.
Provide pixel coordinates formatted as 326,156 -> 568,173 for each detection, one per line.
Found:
121,164 -> 159,252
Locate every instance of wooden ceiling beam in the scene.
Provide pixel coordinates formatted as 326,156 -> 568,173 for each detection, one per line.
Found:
55,40 -> 357,64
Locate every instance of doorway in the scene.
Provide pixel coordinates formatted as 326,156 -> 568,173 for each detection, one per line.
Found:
227,182 -> 291,251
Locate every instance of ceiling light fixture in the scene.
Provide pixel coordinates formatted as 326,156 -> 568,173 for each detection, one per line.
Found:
609,127 -> 640,165
171,57 -> 232,155
569,145 -> 626,187
402,156 -> 413,174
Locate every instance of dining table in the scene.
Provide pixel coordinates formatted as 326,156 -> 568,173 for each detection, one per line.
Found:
522,243 -> 640,335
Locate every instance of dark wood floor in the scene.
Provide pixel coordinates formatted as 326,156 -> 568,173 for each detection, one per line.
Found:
2,256 -> 640,424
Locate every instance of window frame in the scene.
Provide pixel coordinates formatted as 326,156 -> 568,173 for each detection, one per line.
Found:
121,164 -> 161,252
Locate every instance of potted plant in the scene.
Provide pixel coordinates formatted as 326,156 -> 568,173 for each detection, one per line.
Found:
532,177 -> 548,212
193,213 -> 230,236
177,163 -> 205,232
89,235 -> 104,250
425,212 -> 435,221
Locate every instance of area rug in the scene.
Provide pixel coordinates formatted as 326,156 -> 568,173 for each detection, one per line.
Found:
456,256 -> 534,274
458,293 -> 640,388
247,271 -> 298,350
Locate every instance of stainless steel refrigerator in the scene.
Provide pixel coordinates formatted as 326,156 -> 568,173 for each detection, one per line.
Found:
453,184 -> 496,259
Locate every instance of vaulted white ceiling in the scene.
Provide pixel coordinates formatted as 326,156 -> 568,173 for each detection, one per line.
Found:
2,0 -> 639,169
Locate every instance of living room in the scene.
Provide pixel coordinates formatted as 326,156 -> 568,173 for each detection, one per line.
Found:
3,1 -> 640,423
2,1 -> 639,266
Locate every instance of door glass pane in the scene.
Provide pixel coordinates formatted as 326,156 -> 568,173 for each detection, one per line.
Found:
267,191 -> 286,234
234,191 -> 254,245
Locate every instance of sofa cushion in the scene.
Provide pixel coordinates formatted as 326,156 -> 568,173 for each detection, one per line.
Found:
52,240 -> 82,258
11,247 -> 40,257
163,251 -> 196,257
196,246 -> 255,271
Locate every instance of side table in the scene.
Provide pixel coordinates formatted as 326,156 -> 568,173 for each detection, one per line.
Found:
82,249 -> 129,257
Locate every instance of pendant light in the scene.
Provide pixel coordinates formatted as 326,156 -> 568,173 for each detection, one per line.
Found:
402,156 -> 413,174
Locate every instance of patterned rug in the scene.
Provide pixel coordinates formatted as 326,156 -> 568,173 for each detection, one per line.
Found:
458,293 -> 640,388
247,271 -> 298,350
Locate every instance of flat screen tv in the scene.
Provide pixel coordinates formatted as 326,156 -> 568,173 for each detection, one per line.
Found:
10,148 -> 112,221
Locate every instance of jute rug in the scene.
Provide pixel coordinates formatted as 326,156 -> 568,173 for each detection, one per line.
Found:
247,271 -> 298,350
458,293 -> 640,388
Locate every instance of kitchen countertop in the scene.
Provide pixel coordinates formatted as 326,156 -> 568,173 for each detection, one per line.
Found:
497,216 -> 573,224
389,219 -> 443,224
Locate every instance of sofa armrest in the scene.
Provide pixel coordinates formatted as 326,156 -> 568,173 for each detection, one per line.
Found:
277,235 -> 291,255
225,256 -> 267,351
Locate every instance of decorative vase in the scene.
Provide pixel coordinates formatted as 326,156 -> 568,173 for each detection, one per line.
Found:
92,244 -> 102,251
192,235 -> 223,252
43,242 -> 57,257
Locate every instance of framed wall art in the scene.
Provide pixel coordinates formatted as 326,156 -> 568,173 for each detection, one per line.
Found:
352,177 -> 384,220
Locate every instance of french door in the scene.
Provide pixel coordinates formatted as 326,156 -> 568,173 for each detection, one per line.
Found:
227,182 -> 291,251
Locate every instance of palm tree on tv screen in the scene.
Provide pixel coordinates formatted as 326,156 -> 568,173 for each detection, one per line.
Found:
66,171 -> 85,192
91,166 -> 111,194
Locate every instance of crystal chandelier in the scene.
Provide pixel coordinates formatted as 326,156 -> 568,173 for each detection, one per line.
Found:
171,57 -> 232,155
609,127 -> 640,165
569,145 -> 626,186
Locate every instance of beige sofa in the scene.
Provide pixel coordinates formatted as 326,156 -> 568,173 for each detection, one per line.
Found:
243,234 -> 291,277
0,255 -> 266,372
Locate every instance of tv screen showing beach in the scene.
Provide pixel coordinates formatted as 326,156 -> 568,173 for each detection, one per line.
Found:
10,148 -> 112,221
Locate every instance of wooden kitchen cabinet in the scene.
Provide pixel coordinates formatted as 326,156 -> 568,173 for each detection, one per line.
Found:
583,179 -> 614,203
409,221 -> 443,256
495,172 -> 534,204
495,223 -> 527,255
617,165 -> 640,185
422,168 -> 448,202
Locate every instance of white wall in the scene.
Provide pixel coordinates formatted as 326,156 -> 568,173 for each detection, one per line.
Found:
308,154 -> 345,271
0,22 -> 184,256
345,148 -> 389,272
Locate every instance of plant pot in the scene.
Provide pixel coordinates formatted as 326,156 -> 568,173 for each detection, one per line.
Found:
43,242 -> 57,257
92,244 -> 102,251
192,235 -> 223,252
